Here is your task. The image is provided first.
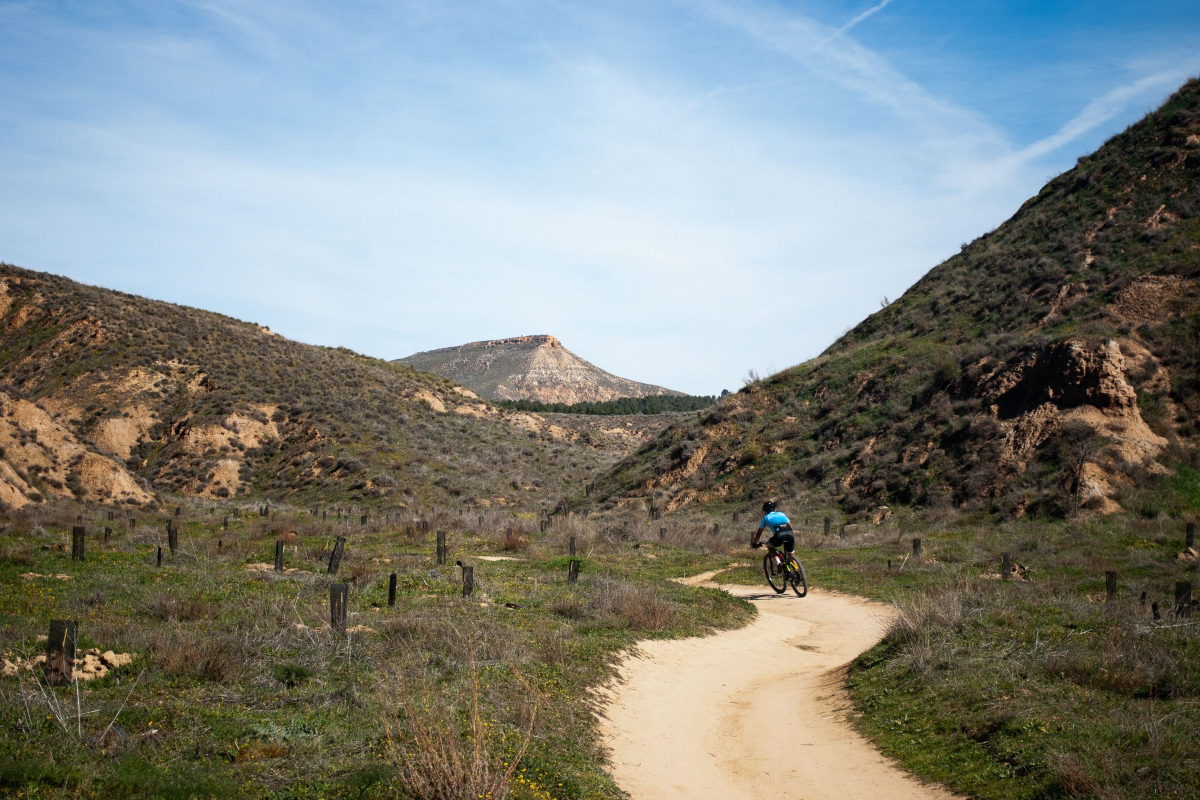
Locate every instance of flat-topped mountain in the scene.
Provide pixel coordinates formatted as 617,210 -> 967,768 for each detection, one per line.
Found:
397,335 -> 683,405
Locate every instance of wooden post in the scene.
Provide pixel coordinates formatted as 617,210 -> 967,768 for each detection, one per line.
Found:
107,510 -> 114,521
322,510 -> 327,521
222,516 -> 229,530
156,546 -> 163,567
218,539 -> 223,551
388,573 -> 397,607
436,531 -> 446,566
360,514 -> 368,525
568,559 -> 580,584
823,517 -> 831,537
1001,552 -> 1012,580
1188,521 -> 1196,551
478,515 -> 484,527
713,523 -> 720,537
167,524 -> 178,555
659,526 -> 666,541
584,483 -> 590,497
45,620 -> 76,685
733,512 -> 740,523
839,523 -> 846,538
1105,571 -> 1117,601
462,565 -> 474,598
328,536 -> 346,575
1152,600 -> 1161,621
233,508 -> 240,518
129,517 -> 137,530
912,537 -> 922,560
71,526 -> 85,562
275,540 -> 284,572
1176,581 -> 1192,617
569,536 -> 576,556
103,526 -> 111,542
330,584 -> 348,632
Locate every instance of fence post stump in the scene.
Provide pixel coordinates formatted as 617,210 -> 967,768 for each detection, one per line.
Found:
360,514 -> 368,526
568,559 -> 580,584
156,546 -> 163,567
222,516 -> 229,530
733,512 -> 740,523
45,620 -> 76,685
1152,600 -> 1161,621
713,523 -> 720,537
658,527 -> 666,541
330,584 -> 348,632
275,540 -> 284,573
823,517 -> 831,537
388,573 -> 397,607
107,510 -> 114,521
71,526 -> 85,562
1176,581 -> 1193,617
912,538 -> 922,561
1001,552 -> 1012,580
436,531 -> 447,566
1188,521 -> 1196,551
462,565 -> 474,598
569,536 -> 576,556
1105,571 -> 1117,601
167,523 -> 178,555
129,517 -> 137,530
328,536 -> 347,575
478,515 -> 484,527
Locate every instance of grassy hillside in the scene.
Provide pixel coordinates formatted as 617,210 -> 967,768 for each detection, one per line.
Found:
0,265 -> 616,511
597,78 -> 1200,520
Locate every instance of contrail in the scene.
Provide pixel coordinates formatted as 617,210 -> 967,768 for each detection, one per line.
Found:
838,0 -> 896,34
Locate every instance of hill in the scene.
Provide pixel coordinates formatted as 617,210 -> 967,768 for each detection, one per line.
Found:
397,334 -> 683,404
0,266 -> 621,511
597,77 -> 1200,519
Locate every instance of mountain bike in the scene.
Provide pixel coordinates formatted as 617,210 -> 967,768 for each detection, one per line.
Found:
760,543 -> 808,597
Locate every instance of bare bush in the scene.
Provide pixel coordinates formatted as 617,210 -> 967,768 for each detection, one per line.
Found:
383,671 -> 534,800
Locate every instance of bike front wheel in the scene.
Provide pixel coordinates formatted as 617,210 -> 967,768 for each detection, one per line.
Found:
763,553 -> 787,594
787,557 -> 808,598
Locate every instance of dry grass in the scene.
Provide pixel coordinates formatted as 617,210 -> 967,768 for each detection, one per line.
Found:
383,670 -> 535,800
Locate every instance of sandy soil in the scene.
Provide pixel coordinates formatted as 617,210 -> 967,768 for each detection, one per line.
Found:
598,571 -> 955,800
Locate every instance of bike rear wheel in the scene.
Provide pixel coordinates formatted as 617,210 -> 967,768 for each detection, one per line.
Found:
787,557 -> 808,598
762,552 -> 787,594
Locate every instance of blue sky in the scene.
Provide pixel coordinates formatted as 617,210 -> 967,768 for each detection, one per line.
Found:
1,1 -> 1198,395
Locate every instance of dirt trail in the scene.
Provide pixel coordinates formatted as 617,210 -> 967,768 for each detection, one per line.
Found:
597,572 -> 955,800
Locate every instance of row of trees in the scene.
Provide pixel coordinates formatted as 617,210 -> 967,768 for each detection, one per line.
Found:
498,394 -> 716,416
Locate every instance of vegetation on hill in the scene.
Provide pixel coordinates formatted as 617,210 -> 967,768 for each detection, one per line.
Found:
0,265 -> 618,510
498,394 -> 715,416
596,78 -> 1200,521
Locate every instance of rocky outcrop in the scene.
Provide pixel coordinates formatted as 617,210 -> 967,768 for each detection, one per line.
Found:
398,335 -> 682,404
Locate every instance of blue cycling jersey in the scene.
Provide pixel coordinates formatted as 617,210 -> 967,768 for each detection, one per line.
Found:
759,511 -> 791,533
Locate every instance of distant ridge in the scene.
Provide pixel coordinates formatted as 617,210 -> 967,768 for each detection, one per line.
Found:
397,335 -> 683,404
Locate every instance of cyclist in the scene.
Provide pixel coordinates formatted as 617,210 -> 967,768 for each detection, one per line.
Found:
752,500 -> 794,560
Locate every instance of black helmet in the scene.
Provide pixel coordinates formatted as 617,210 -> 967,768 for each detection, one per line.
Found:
762,501 -> 776,514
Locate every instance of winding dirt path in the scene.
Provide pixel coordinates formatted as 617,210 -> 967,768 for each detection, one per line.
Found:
597,571 -> 955,800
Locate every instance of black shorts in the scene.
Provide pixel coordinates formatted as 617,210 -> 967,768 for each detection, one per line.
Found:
766,530 -> 795,554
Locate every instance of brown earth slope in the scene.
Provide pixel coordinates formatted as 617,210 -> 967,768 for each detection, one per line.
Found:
398,334 -> 682,404
597,78 -> 1200,519
0,267 -> 625,511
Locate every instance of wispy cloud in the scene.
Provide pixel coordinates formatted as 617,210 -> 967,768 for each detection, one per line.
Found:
837,0 -> 896,35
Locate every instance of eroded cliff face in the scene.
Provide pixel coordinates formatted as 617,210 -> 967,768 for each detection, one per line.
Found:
398,335 -> 681,404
